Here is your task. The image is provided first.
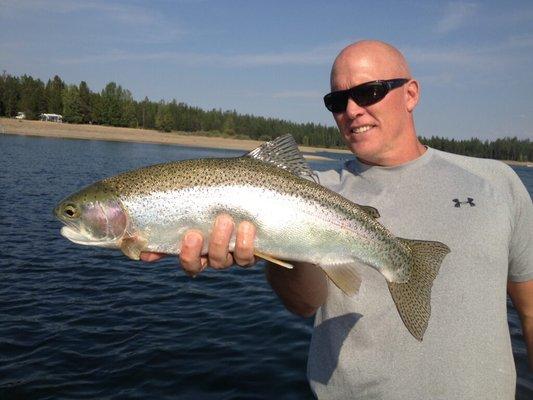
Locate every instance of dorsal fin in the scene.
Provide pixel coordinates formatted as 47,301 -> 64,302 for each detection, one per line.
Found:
244,134 -> 317,181
358,205 -> 380,219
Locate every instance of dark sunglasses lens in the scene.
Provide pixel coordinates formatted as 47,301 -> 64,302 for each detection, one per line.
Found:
352,83 -> 388,106
325,83 -> 389,112
324,92 -> 349,113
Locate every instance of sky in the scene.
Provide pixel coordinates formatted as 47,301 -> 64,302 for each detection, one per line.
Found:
1,0 -> 532,141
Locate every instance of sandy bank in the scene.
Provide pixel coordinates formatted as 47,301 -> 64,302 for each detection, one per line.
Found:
0,118 -> 349,161
2,118 -> 529,167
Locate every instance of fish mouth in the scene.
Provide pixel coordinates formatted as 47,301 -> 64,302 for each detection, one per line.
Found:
60,226 -> 94,245
60,226 -> 116,247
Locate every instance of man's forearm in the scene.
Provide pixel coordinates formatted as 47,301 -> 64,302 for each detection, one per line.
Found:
265,262 -> 328,317
521,315 -> 533,371
507,280 -> 533,371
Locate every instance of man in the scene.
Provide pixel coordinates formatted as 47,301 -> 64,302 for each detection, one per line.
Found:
142,40 -> 533,399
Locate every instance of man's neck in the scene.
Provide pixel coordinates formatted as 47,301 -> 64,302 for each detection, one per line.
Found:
357,141 -> 427,167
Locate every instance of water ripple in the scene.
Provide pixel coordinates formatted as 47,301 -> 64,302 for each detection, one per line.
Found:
0,135 -> 530,399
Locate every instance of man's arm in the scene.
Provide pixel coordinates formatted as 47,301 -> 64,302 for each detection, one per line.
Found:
508,280 -> 533,371
265,262 -> 328,318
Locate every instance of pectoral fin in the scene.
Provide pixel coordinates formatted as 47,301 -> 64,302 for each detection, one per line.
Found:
254,251 -> 294,269
120,237 -> 147,260
319,262 -> 363,296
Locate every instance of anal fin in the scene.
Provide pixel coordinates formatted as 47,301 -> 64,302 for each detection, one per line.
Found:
319,261 -> 363,296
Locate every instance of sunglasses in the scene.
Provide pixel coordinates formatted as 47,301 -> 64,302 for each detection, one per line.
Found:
323,78 -> 409,113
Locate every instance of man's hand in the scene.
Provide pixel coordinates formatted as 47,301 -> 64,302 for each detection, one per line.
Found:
140,214 -> 257,277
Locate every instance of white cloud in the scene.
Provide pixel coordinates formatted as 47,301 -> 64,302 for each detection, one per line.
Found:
0,0 -> 184,45
0,0 -> 161,26
414,72 -> 455,86
500,34 -> 533,50
56,41 -> 348,67
406,47 -> 479,66
225,41 -> 349,67
434,2 -> 479,34
272,90 -> 323,99
404,34 -> 533,74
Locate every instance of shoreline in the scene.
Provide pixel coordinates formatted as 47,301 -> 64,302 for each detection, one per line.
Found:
0,118 -> 349,162
1,118 -> 530,166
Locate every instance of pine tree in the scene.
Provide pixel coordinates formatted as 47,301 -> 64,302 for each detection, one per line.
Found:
122,99 -> 138,128
2,74 -> 20,117
62,85 -> 83,123
91,92 -> 104,124
78,81 -> 92,123
46,75 -> 65,114
100,82 -> 122,126
120,89 -> 137,127
155,102 -> 173,132
222,112 -> 236,136
19,75 -> 46,119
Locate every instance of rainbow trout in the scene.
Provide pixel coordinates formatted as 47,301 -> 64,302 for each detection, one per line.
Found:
54,134 -> 450,340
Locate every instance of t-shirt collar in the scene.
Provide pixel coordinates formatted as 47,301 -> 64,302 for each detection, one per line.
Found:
345,146 -> 434,175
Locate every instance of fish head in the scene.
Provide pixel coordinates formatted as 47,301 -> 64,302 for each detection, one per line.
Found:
54,182 -> 128,247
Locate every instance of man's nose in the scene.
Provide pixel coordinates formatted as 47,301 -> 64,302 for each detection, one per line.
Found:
345,97 -> 365,119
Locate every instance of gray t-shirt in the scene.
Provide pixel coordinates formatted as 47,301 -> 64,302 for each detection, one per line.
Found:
308,147 -> 533,400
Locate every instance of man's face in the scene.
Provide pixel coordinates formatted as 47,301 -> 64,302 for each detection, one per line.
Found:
331,55 -> 414,165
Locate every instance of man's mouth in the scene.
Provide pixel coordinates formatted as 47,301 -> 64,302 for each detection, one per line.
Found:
350,125 -> 375,134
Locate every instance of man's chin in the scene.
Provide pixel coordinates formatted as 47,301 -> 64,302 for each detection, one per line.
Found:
344,130 -> 374,146
346,137 -> 374,152
346,141 -> 384,165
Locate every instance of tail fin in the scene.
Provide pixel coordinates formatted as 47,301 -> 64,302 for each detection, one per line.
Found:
387,238 -> 450,341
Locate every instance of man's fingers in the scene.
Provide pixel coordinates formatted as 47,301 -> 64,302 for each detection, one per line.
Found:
208,215 -> 234,269
140,252 -> 166,262
234,221 -> 256,267
172,216 -> 256,275
180,231 -> 206,276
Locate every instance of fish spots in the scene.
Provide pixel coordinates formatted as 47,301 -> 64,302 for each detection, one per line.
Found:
78,156 -> 412,274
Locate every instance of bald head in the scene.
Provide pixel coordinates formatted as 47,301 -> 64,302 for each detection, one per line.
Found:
330,40 -> 411,89
327,40 -> 425,166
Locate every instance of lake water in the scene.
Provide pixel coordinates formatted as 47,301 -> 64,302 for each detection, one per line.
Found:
1,134 -> 531,399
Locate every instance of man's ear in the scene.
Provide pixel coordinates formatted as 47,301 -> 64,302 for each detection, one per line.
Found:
405,79 -> 419,112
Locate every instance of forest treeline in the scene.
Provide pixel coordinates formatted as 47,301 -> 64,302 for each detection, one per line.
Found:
0,72 -> 531,162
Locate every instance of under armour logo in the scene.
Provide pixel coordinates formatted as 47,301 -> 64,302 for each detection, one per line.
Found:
452,198 -> 475,207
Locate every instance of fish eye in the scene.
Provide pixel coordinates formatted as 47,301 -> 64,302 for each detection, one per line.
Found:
63,204 -> 78,218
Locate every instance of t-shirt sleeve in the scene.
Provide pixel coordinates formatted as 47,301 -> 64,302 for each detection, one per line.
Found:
314,169 -> 342,190
507,166 -> 533,282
